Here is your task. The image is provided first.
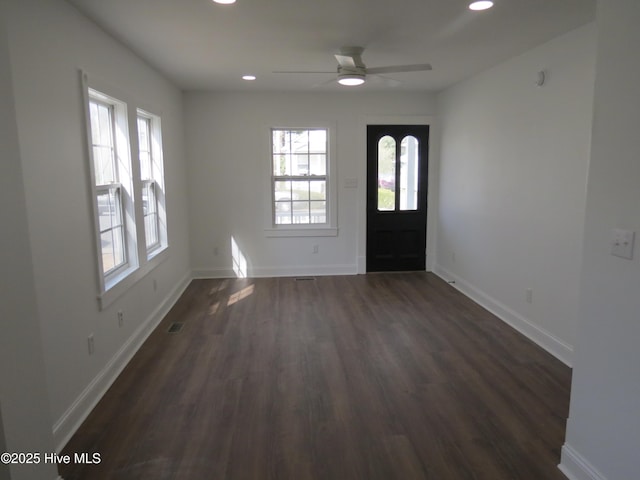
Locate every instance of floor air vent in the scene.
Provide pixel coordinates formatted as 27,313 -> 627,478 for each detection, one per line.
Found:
167,322 -> 184,333
295,277 -> 316,281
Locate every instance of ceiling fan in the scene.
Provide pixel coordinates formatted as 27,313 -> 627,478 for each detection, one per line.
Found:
273,46 -> 432,87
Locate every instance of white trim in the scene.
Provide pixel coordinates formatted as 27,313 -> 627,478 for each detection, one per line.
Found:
264,227 -> 338,238
251,263 -> 357,278
432,264 -> 574,366
98,247 -> 169,309
192,267 -> 236,279
559,443 -> 609,480
53,271 -> 191,452
193,263 -> 357,279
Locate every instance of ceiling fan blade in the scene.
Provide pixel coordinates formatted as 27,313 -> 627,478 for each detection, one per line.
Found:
272,70 -> 335,74
366,63 -> 433,74
311,77 -> 339,89
369,74 -> 402,87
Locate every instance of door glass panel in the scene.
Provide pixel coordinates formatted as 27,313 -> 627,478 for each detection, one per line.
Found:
377,135 -> 395,211
400,136 -> 419,211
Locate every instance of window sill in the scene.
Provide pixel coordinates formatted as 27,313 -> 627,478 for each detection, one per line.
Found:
98,246 -> 169,310
264,227 -> 338,238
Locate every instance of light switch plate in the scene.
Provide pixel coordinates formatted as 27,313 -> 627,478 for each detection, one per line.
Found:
611,229 -> 635,259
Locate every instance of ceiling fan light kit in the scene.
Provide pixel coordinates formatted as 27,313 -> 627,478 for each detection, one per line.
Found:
338,73 -> 366,86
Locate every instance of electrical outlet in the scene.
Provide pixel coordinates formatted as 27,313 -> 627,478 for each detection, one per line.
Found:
87,334 -> 95,355
117,311 -> 124,327
153,279 -> 158,292
611,229 -> 635,259
312,244 -> 319,254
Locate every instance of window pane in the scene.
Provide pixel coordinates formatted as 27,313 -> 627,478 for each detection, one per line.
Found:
143,182 -> 159,249
97,102 -> 112,146
309,154 -> 326,175
111,225 -> 125,269
98,189 -> 122,231
274,180 -> 291,199
310,201 -> 326,224
94,146 -> 116,185
138,117 -> 152,180
309,129 -> 326,153
290,130 -> 308,152
293,154 -> 309,175
292,201 -> 309,223
272,129 -> 289,154
400,136 -> 419,211
90,102 -> 101,145
309,180 -> 326,200
145,213 -> 159,248
101,226 -> 125,275
101,231 -> 116,274
378,135 -> 395,211
275,201 -> 292,224
273,154 -> 291,176
292,180 -> 309,200
139,151 -> 151,179
97,192 -> 113,231
143,182 -> 156,215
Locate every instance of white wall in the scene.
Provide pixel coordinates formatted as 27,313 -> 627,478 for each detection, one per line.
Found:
435,24 -> 596,364
0,2 -> 58,478
5,0 -> 191,450
185,91 -> 436,277
560,1 -> 640,479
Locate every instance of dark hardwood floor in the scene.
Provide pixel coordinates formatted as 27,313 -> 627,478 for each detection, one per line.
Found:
60,273 -> 571,480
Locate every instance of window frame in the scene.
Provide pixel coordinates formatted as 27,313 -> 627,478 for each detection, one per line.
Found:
85,86 -> 138,293
136,111 -> 166,257
264,123 -> 338,238
82,71 -> 169,310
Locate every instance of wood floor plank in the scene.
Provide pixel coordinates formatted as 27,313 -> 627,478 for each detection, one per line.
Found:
60,273 -> 571,480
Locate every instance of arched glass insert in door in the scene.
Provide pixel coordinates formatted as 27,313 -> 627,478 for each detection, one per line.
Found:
400,135 -> 419,211
377,135 -> 395,211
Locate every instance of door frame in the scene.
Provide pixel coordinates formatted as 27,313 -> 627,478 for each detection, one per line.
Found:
357,115 -> 437,274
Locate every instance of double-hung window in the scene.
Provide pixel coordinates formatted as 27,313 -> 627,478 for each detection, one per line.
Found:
83,72 -> 169,309
271,128 -> 328,225
137,113 -> 161,254
88,93 -> 130,279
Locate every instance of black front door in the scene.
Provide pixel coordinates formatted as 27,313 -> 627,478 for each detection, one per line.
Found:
366,124 -> 429,272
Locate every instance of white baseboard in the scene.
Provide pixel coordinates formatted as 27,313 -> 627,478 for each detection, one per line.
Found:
192,267 -> 235,279
52,271 -> 192,452
432,265 -> 573,366
251,263 -> 357,278
193,263 -> 358,279
559,443 -> 608,480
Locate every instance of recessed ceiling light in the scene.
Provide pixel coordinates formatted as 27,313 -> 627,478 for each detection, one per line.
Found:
213,0 -> 236,4
242,75 -> 256,81
469,1 -> 494,11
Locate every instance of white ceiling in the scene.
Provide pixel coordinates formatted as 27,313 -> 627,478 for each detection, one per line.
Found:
66,0 -> 596,92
